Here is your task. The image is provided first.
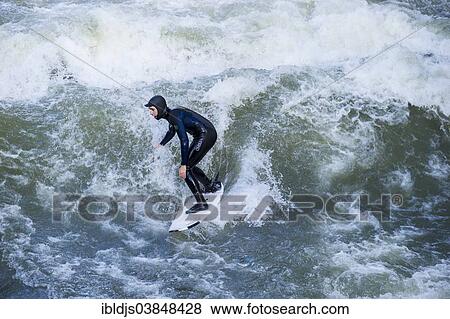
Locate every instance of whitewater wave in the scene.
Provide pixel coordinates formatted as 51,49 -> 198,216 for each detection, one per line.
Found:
0,0 -> 448,113
1,0 -> 449,298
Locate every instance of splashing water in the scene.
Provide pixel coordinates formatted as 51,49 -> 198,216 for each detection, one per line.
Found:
0,0 -> 449,298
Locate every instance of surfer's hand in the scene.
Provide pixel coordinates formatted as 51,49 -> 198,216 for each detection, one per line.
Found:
153,143 -> 161,149
179,165 -> 187,179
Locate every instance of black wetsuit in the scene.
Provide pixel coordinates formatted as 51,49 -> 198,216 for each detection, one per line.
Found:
145,95 -> 220,212
160,107 -> 217,170
160,108 -> 218,209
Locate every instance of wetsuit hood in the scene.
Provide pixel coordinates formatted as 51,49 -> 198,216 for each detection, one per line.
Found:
145,95 -> 170,120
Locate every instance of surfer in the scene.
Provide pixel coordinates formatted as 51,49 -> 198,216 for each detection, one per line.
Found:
145,95 -> 222,214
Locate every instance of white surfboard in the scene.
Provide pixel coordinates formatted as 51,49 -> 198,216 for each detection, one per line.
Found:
169,183 -> 224,232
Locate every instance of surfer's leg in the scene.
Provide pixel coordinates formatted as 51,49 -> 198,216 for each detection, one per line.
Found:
183,138 -> 211,213
188,131 -> 216,167
191,166 -> 211,188
183,132 -> 219,213
191,166 -> 221,193
185,169 -> 209,213
186,132 -> 217,190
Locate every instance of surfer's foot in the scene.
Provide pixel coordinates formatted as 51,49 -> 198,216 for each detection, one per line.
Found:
205,181 -> 222,193
186,203 -> 209,214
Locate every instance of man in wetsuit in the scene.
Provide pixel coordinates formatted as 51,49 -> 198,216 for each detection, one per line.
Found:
145,95 -> 222,214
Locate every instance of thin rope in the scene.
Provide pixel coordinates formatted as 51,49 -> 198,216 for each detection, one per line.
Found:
29,27 -> 148,103
298,18 -> 435,103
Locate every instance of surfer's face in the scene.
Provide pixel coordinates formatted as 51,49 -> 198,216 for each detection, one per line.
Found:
148,106 -> 158,118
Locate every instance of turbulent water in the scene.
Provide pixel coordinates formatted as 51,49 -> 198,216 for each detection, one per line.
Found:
1,0 -> 449,298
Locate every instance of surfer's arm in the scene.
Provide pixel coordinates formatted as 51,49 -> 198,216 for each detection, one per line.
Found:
176,122 -> 189,165
160,124 -> 176,146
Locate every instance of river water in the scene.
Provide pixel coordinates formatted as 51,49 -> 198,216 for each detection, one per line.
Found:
0,0 -> 449,298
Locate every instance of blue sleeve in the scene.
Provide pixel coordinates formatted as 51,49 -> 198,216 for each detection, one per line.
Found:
176,121 -> 189,165
160,124 -> 175,146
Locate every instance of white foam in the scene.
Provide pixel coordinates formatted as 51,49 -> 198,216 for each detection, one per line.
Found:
36,182 -> 55,209
94,260 -> 163,297
228,140 -> 285,223
203,76 -> 266,106
0,0 -> 447,114
383,168 -> 414,192
426,154 -> 450,179
202,75 -> 270,141
404,262 -> 450,298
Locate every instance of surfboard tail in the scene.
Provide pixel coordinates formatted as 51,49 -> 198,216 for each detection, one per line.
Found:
169,184 -> 224,232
